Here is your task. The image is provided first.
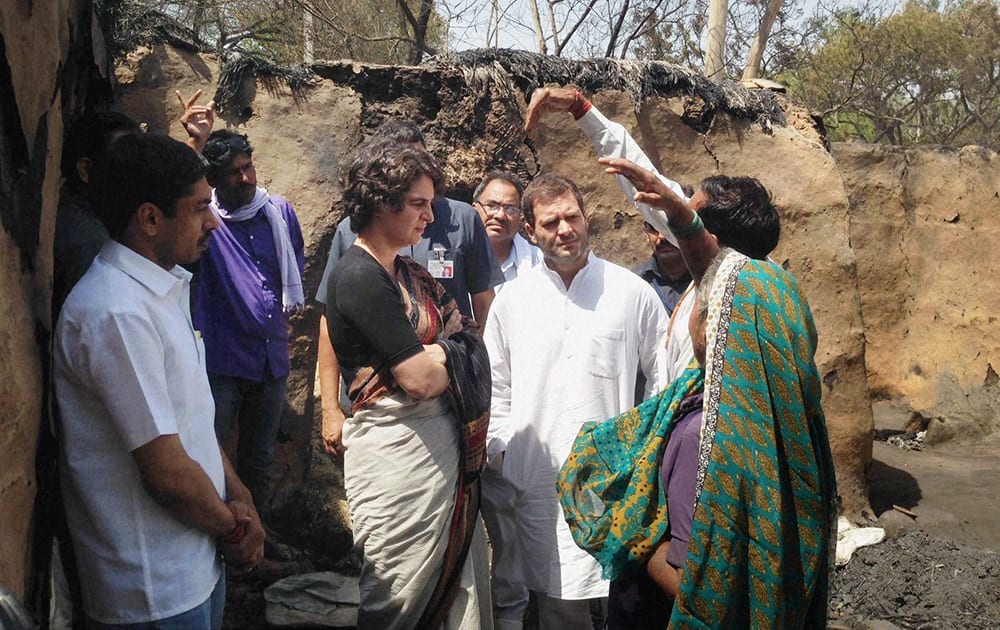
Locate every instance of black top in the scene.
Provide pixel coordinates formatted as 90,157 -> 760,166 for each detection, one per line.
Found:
324,246 -> 423,395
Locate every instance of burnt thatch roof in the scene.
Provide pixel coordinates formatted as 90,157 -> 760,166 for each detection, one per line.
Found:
96,2 -> 202,57
214,54 -> 316,121
426,49 -> 785,133
99,6 -> 784,136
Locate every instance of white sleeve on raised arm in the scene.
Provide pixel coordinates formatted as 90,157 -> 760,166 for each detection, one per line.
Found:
577,106 -> 690,247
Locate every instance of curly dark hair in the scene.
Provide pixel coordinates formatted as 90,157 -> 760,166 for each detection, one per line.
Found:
698,176 -> 780,260
342,140 -> 445,233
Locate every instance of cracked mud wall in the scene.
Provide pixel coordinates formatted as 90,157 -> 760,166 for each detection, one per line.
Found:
2,0 -> 113,602
835,143 -> 1000,443
114,45 -> 876,527
1,0 -> 68,600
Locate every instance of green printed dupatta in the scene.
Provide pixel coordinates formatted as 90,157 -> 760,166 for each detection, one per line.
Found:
557,365 -> 704,578
558,249 -> 837,629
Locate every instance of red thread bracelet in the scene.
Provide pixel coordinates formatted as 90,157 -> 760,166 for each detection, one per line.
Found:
569,89 -> 593,120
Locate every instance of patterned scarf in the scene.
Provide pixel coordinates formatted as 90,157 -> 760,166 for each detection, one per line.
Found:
212,187 -> 304,311
557,366 -> 703,579
558,249 -> 837,629
417,330 -> 490,629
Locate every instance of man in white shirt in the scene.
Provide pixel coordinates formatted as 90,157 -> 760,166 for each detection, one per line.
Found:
473,171 -> 543,290
470,170 -> 541,629
483,173 -> 669,628
53,133 -> 264,627
524,86 -> 780,383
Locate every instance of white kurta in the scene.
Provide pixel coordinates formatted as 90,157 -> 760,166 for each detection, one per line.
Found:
576,107 -> 689,246
483,253 -> 670,599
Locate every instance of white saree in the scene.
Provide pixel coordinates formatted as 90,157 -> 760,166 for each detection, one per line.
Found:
342,393 -> 492,630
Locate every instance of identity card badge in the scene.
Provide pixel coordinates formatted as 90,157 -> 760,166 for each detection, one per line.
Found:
428,247 -> 455,279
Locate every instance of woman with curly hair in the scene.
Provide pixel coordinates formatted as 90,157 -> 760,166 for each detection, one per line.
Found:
321,140 -> 492,629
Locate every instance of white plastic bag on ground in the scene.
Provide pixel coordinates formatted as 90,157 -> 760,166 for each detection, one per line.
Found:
836,515 -> 886,567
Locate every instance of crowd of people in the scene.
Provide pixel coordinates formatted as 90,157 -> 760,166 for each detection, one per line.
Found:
47,83 -> 836,629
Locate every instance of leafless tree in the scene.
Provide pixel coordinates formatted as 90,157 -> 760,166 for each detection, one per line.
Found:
704,0 -> 727,77
742,0 -> 785,79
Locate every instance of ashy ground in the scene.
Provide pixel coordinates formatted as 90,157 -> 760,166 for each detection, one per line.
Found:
224,401 -> 1000,628
827,401 -> 1000,629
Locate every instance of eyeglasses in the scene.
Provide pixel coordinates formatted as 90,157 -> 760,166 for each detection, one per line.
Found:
477,202 -> 521,217
204,135 -> 252,165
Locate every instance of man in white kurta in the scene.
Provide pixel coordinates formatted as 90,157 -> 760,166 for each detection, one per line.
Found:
527,87 -> 782,383
473,171 -> 542,629
483,173 -> 669,628
525,87 -> 697,381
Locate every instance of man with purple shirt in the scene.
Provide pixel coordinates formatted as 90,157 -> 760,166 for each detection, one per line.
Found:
192,130 -> 306,517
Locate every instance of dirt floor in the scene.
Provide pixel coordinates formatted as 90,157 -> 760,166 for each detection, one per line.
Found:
224,401 -> 1000,628
826,401 -> 1000,629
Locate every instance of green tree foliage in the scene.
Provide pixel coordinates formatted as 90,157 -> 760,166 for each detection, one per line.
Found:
786,0 -> 1000,148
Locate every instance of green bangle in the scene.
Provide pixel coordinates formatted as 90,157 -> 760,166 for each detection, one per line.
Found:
668,213 -> 705,240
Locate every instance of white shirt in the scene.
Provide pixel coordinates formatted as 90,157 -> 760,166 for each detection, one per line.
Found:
54,240 -> 224,624
484,253 -> 669,599
497,233 -> 543,289
577,106 -> 690,247
665,285 -> 697,382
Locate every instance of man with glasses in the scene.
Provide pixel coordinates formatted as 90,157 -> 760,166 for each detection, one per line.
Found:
192,129 -> 306,523
472,171 -> 542,291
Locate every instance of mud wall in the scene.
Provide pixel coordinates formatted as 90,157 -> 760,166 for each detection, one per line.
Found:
113,45 -> 875,521
3,11 -> 995,609
835,143 -> 1000,442
1,0 -> 66,600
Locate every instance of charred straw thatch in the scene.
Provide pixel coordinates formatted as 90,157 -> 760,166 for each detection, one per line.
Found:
98,2 -> 315,118
426,49 -> 786,134
99,7 -> 784,134
214,55 -> 315,121
95,2 -> 201,57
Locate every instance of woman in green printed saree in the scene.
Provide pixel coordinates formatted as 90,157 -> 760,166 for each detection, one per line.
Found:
558,158 -> 837,629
